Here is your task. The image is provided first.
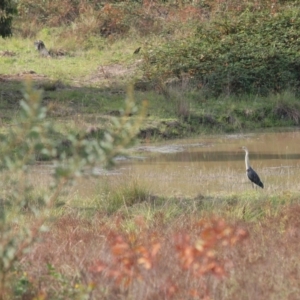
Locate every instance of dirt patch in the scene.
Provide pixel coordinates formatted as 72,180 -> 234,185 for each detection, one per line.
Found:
86,61 -> 142,86
0,71 -> 47,82
1,59 -> 144,90
98,64 -> 135,79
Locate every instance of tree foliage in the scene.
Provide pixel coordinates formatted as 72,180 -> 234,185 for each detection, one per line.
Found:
143,7 -> 300,96
0,0 -> 16,38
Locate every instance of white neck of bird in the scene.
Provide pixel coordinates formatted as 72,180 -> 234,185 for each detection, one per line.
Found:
244,150 -> 250,170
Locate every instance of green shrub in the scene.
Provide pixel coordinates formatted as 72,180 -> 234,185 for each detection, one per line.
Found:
143,7 -> 300,96
98,181 -> 150,214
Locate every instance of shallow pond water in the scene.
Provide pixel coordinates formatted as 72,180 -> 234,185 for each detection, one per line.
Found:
30,129 -> 300,198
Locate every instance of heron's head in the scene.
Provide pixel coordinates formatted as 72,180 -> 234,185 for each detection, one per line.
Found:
241,146 -> 248,152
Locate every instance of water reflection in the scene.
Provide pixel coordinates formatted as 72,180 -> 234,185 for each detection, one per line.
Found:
146,151 -> 300,163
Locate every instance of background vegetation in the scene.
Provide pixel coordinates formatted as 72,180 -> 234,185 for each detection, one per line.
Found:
144,7 -> 300,96
11,0 -> 300,97
1,0 -> 300,299
1,0 -> 300,139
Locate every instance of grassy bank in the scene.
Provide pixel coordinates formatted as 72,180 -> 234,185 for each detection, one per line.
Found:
1,76 -> 300,142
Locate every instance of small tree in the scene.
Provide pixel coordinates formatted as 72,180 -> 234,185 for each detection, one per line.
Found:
0,80 -> 146,298
0,0 -> 16,38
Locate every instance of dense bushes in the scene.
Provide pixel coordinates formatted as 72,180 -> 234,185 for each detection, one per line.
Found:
14,0 -> 257,38
15,0 -> 171,37
0,0 -> 16,37
143,5 -> 300,96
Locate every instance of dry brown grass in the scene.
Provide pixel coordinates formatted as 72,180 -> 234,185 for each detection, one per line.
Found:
12,202 -> 300,299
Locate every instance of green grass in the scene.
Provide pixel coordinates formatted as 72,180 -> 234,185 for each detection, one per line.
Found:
1,80 -> 300,143
41,176 -> 300,223
0,36 -> 141,82
2,28 -> 300,141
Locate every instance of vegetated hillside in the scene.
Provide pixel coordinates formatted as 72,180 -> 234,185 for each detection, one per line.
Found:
2,0 -> 300,139
142,2 -> 300,97
14,0 -> 300,97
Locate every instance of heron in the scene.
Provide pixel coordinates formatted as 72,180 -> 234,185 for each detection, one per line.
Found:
242,146 -> 264,189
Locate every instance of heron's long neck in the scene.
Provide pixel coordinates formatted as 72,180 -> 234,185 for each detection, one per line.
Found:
245,151 -> 250,170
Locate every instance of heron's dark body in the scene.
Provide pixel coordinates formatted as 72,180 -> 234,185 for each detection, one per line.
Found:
246,167 -> 264,188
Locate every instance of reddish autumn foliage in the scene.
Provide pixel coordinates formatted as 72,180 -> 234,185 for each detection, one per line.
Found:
174,218 -> 247,277
85,216 -> 247,299
15,204 -> 300,299
89,231 -> 161,287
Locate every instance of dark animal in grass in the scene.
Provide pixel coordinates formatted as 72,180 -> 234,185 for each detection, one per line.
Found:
133,47 -> 141,54
34,40 -> 66,57
34,40 -> 50,57
242,146 -> 264,188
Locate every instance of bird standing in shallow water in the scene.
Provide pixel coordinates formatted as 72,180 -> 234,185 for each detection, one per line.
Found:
242,146 -> 264,189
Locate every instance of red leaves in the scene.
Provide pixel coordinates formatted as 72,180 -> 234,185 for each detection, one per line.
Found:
174,218 -> 248,278
89,216 -> 247,297
89,230 -> 161,287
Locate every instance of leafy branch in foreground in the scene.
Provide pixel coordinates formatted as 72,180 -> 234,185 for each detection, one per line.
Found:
0,80 -> 146,299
